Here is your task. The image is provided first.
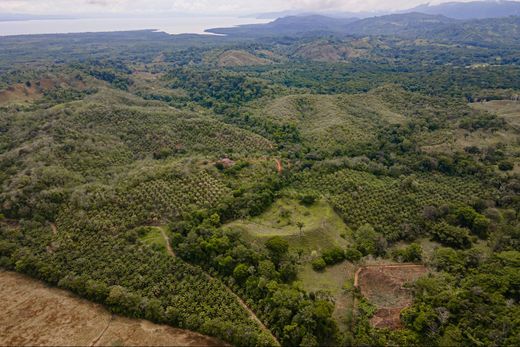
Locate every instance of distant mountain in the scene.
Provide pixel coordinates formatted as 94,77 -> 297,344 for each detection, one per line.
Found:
342,12 -> 458,37
207,13 -> 520,46
207,15 -> 359,37
408,1 -> 520,20
251,1 -> 520,21
251,10 -> 385,20
207,13 -> 455,37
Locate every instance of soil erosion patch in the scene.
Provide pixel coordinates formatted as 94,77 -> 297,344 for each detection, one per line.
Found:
355,264 -> 427,329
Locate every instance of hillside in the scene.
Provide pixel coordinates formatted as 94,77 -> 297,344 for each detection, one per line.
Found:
208,13 -> 520,47
1,15 -> 519,347
409,0 -> 520,19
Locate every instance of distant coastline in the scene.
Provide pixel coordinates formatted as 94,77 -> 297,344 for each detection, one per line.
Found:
0,16 -> 270,36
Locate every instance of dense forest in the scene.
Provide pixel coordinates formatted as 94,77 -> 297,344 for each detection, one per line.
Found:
0,11 -> 519,347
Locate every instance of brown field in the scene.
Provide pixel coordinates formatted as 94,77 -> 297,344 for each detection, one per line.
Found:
355,264 -> 427,329
0,271 -> 226,346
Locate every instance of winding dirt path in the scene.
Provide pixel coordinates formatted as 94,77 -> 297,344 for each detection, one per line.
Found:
275,159 -> 283,174
160,230 -> 280,346
89,314 -> 113,346
159,228 -> 175,257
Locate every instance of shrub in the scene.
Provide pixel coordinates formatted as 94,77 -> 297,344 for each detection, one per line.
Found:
498,160 -> 514,171
322,247 -> 345,265
392,243 -> 422,262
299,193 -> 318,206
312,257 -> 326,271
344,247 -> 363,262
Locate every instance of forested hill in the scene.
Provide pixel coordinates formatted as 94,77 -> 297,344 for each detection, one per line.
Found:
207,13 -> 520,46
408,0 -> 520,19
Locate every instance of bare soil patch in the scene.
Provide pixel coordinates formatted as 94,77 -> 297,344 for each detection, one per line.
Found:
0,271 -> 226,346
355,264 -> 427,329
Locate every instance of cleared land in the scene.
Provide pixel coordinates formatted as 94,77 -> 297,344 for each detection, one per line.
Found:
355,264 -> 427,329
299,261 -> 356,332
227,198 -> 349,254
0,271 -> 226,347
470,100 -> 520,129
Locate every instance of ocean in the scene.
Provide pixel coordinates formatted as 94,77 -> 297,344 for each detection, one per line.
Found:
0,16 -> 270,36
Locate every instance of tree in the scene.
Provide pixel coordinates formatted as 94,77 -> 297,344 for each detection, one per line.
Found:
233,263 -> 250,282
265,236 -> 289,264
296,221 -> 305,237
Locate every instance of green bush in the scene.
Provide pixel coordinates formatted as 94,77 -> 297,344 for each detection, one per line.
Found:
344,247 -> 363,262
392,243 -> 422,262
299,193 -> 318,206
321,247 -> 345,265
498,160 -> 514,171
312,257 -> 327,271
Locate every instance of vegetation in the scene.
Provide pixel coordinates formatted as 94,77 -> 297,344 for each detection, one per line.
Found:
0,13 -> 519,347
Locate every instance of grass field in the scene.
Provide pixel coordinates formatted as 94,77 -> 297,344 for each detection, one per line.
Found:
227,198 -> 349,255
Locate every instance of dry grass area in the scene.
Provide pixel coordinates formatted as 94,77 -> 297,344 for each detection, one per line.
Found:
217,50 -> 272,67
355,264 -> 427,329
0,83 -> 41,104
0,271 -> 226,346
470,100 -> 520,129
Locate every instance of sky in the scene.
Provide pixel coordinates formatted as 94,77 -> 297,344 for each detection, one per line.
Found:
0,0 -> 511,15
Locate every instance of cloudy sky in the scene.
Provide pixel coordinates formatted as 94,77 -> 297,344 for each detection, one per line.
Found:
0,0 -> 502,15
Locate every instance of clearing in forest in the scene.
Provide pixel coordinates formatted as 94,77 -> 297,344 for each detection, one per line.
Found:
299,261 -> 357,332
355,264 -> 428,329
227,198 -> 349,254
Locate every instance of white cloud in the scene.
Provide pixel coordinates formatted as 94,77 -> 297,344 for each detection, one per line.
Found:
0,0 -> 512,15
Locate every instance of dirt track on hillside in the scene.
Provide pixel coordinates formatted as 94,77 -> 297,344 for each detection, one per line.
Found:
0,271 -> 226,346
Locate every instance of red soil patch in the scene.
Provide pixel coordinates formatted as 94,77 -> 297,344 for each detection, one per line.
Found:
355,264 -> 427,329
0,84 -> 40,104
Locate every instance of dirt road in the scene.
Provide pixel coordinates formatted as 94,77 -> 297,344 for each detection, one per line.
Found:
160,230 -> 280,346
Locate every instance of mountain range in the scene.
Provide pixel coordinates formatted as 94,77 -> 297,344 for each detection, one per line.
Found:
208,12 -> 520,46
253,0 -> 520,20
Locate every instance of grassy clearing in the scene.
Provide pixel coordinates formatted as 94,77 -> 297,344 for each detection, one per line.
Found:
139,226 -> 167,252
228,197 -> 355,333
227,198 -> 349,254
470,100 -> 520,129
298,261 -> 356,332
